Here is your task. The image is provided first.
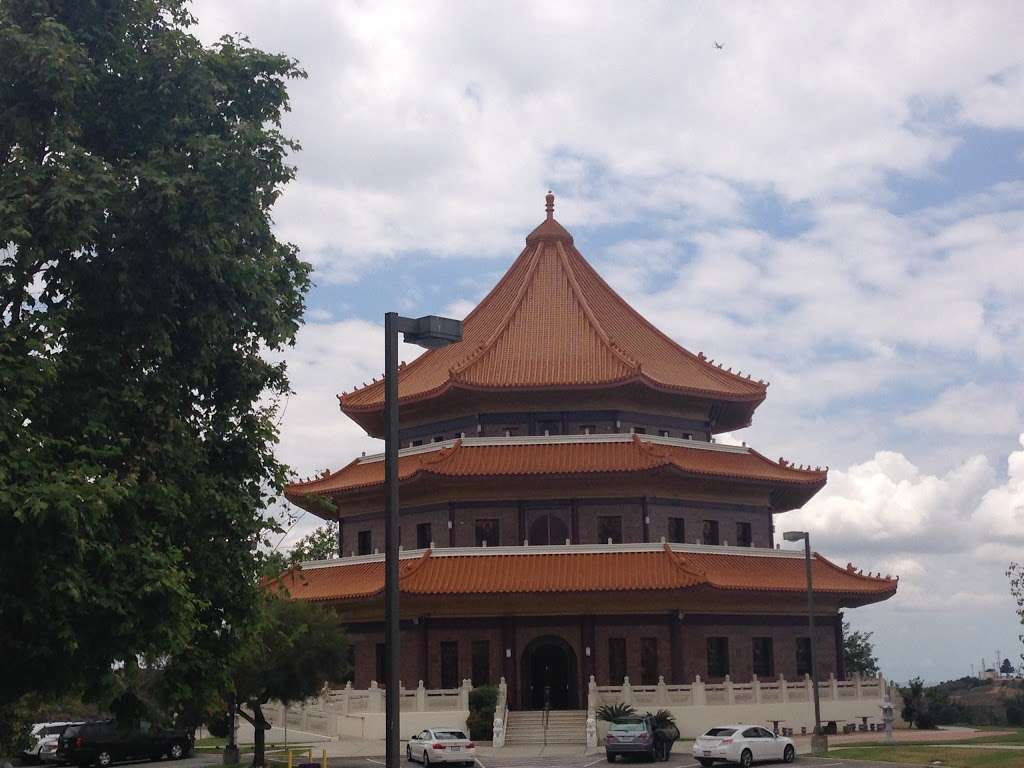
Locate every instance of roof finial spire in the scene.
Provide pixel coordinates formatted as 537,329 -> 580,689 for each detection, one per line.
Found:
545,190 -> 554,220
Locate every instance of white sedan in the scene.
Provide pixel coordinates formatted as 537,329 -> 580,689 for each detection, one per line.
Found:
693,725 -> 796,767
406,728 -> 476,765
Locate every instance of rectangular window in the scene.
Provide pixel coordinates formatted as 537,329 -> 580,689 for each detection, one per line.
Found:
796,637 -> 813,677
632,426 -> 646,434
375,642 -> 386,684
416,522 -> 432,549
752,637 -> 774,677
707,637 -> 729,678
668,517 -> 686,544
640,637 -> 659,685
608,638 -> 627,684
538,420 -> 560,436
736,522 -> 753,547
411,439 -> 423,447
357,530 -> 372,555
471,640 -> 490,686
475,518 -> 500,547
702,519 -> 720,545
597,515 -> 623,544
440,641 -> 459,689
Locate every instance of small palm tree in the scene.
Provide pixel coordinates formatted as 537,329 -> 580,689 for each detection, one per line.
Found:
596,702 -> 637,722
646,709 -> 677,730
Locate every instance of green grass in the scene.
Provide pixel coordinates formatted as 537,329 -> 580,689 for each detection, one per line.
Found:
829,745 -> 1024,767
831,730 -> 1024,748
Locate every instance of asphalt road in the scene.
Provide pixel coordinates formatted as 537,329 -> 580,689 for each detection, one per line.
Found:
323,755 -> 915,768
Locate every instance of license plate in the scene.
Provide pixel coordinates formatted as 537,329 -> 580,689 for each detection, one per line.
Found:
450,746 -> 461,751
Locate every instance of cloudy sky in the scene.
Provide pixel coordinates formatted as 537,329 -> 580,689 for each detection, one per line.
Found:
193,0 -> 1024,683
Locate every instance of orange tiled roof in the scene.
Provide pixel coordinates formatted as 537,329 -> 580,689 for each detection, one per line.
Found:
269,544 -> 897,607
284,434 -> 826,510
339,198 -> 766,427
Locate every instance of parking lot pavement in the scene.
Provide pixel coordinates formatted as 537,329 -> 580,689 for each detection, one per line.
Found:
322,756 -> 919,768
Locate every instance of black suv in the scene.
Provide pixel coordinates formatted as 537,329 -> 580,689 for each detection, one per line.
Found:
58,720 -> 192,767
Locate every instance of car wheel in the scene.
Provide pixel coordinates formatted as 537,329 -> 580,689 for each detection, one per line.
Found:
783,745 -> 795,763
740,748 -> 753,768
96,751 -> 112,768
605,753 -> 616,763
169,743 -> 185,760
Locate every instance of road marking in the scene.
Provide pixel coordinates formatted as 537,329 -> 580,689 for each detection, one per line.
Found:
364,759 -> 384,765
474,758 -> 487,767
582,760 -> 604,767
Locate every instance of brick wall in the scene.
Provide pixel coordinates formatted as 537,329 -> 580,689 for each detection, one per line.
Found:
593,621 -> 672,685
648,501 -> 773,548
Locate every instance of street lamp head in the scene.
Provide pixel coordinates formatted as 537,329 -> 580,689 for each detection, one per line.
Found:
783,530 -> 808,542
402,315 -> 463,348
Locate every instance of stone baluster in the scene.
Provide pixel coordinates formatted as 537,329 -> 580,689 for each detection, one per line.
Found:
829,672 -> 838,701
622,675 -> 634,706
493,677 -> 508,748
341,681 -> 352,715
692,675 -> 706,706
853,671 -> 862,699
369,680 -> 383,713
459,678 -> 472,710
724,674 -> 735,705
752,674 -> 761,704
778,674 -> 788,703
656,675 -> 668,706
804,673 -> 813,702
416,680 -> 427,711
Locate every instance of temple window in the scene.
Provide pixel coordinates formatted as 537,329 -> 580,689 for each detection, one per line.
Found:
753,637 -> 774,677
529,512 -> 568,545
375,642 -> 386,684
707,637 -> 729,678
416,522 -> 432,549
736,522 -> 753,547
357,530 -> 372,555
475,518 -> 500,547
632,426 -> 646,434
608,637 -> 626,684
796,637 -> 813,676
668,517 -> 686,544
440,641 -> 459,688
411,439 -> 423,447
640,637 -> 659,685
598,515 -> 623,544
472,640 -> 490,686
538,420 -> 560,435
702,520 -> 720,546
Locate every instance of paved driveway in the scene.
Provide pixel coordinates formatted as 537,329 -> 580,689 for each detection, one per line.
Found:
325,755 -> 916,768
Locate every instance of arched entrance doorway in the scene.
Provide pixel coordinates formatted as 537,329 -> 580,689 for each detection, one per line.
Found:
520,635 -> 578,710
528,513 -> 569,545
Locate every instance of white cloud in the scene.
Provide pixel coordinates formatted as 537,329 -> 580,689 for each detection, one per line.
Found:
901,383 -> 1023,436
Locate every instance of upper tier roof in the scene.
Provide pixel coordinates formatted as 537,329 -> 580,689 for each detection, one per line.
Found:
268,543 -> 897,609
339,194 -> 766,434
284,433 -> 827,513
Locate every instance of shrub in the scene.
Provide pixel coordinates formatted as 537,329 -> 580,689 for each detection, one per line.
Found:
596,703 -> 637,722
467,686 -> 498,741
1007,695 -> 1024,727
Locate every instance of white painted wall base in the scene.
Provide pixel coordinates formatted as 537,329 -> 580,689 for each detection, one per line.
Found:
335,711 -> 469,741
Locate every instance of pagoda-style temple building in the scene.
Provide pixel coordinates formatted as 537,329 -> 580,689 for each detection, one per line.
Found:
282,193 -> 897,712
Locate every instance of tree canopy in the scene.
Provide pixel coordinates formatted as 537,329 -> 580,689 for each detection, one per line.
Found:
842,621 -> 880,677
232,596 -> 349,766
1009,562 -> 1023,670
0,0 -> 309,714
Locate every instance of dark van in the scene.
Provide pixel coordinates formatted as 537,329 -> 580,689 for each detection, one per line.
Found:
57,720 -> 191,767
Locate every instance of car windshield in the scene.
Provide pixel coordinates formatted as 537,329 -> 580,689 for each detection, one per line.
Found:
704,728 -> 737,737
434,730 -> 467,740
609,722 -> 646,733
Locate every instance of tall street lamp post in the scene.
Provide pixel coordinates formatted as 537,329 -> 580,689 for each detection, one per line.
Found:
783,530 -> 827,755
384,313 -> 463,768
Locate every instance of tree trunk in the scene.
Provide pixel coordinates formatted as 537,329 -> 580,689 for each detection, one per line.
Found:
251,703 -> 269,768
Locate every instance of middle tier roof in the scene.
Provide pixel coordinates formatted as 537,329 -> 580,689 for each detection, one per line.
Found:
285,433 -> 827,515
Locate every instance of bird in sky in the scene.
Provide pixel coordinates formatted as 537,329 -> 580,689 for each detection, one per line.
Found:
714,41 -> 724,49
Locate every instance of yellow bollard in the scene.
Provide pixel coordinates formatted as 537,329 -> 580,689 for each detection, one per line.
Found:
321,749 -> 327,768
287,750 -> 293,768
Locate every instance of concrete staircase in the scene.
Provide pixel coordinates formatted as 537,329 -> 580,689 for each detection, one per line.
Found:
503,709 -> 587,745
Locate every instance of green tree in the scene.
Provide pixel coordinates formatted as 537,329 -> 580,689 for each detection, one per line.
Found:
231,596 -> 349,767
842,621 -> 880,677
288,523 -> 339,563
1009,562 -> 1023,670
901,677 -> 935,729
0,0 -> 309,717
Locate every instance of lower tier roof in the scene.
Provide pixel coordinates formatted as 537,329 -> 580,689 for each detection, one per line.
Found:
269,542 -> 897,609
284,433 -> 827,514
